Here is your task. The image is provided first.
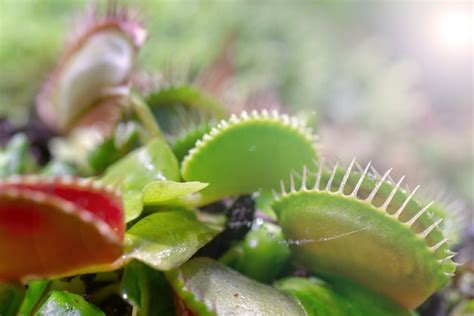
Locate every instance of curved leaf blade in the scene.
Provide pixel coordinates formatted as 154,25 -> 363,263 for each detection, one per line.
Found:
35,291 -> 104,316
124,211 -> 219,271
166,258 -> 306,316
142,180 -> 208,206
102,138 -> 180,222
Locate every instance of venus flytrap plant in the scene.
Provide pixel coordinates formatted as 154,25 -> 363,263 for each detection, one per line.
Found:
146,86 -> 227,138
165,258 -> 306,316
272,159 -> 457,309
181,110 -> 319,205
0,176 -> 124,282
0,108 -> 460,315
37,4 -> 146,134
100,138 -> 181,222
0,2 -> 463,315
275,276 -> 411,316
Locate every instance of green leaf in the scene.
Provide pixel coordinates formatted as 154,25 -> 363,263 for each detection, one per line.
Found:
272,161 -> 455,309
89,122 -> 143,174
0,282 -> 25,316
255,190 -> 277,220
275,277 -> 411,316
147,86 -> 226,137
18,280 -> 50,315
34,291 -> 104,316
142,180 -> 208,205
122,261 -> 174,316
166,258 -> 306,316
19,278 -> 86,316
181,111 -> 318,205
219,222 -> 290,283
124,210 -> 219,270
0,134 -> 36,177
171,122 -> 212,162
88,138 -> 123,174
102,138 -> 180,222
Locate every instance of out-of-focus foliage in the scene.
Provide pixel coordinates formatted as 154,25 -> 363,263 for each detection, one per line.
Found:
0,0 -> 471,207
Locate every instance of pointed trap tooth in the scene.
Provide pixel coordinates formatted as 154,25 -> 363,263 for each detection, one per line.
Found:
444,249 -> 456,256
452,261 -> 463,267
202,134 -> 213,142
195,139 -> 204,147
272,189 -> 279,200
104,184 -> 118,195
393,185 -> 420,219
186,147 -> 197,157
370,165 -> 382,178
290,169 -> 303,182
250,110 -> 259,118
229,114 -> 239,123
281,114 -> 290,124
351,161 -> 371,197
403,183 -> 412,193
77,178 -> 93,187
418,218 -> 443,239
313,160 -> 325,191
430,238 -> 449,252
289,172 -> 296,192
280,180 -> 287,195
271,109 -> 279,118
60,176 -> 75,186
210,127 -> 219,136
327,158 -> 342,171
311,158 -> 320,169
30,191 -> 48,204
92,180 -> 106,190
354,161 -> 364,172
219,119 -> 228,128
339,158 -> 356,194
290,117 -> 299,128
301,165 -> 308,191
405,201 -> 433,227
241,111 -> 249,120
325,162 -> 339,191
387,173 -> 396,184
366,168 -> 392,203
443,272 -> 455,277
261,109 -> 269,117
438,253 -> 456,263
380,175 -> 405,211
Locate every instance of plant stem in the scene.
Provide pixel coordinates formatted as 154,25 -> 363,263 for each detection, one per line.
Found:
130,95 -> 165,140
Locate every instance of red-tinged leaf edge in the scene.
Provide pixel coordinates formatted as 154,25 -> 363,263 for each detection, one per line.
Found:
0,176 -> 124,282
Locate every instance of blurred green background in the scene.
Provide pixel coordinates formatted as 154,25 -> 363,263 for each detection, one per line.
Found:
0,0 -> 472,208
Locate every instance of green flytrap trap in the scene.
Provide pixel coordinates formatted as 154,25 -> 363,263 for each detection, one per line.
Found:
0,2 -> 465,316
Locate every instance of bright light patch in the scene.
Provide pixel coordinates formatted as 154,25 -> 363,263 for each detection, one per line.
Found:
433,6 -> 473,54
